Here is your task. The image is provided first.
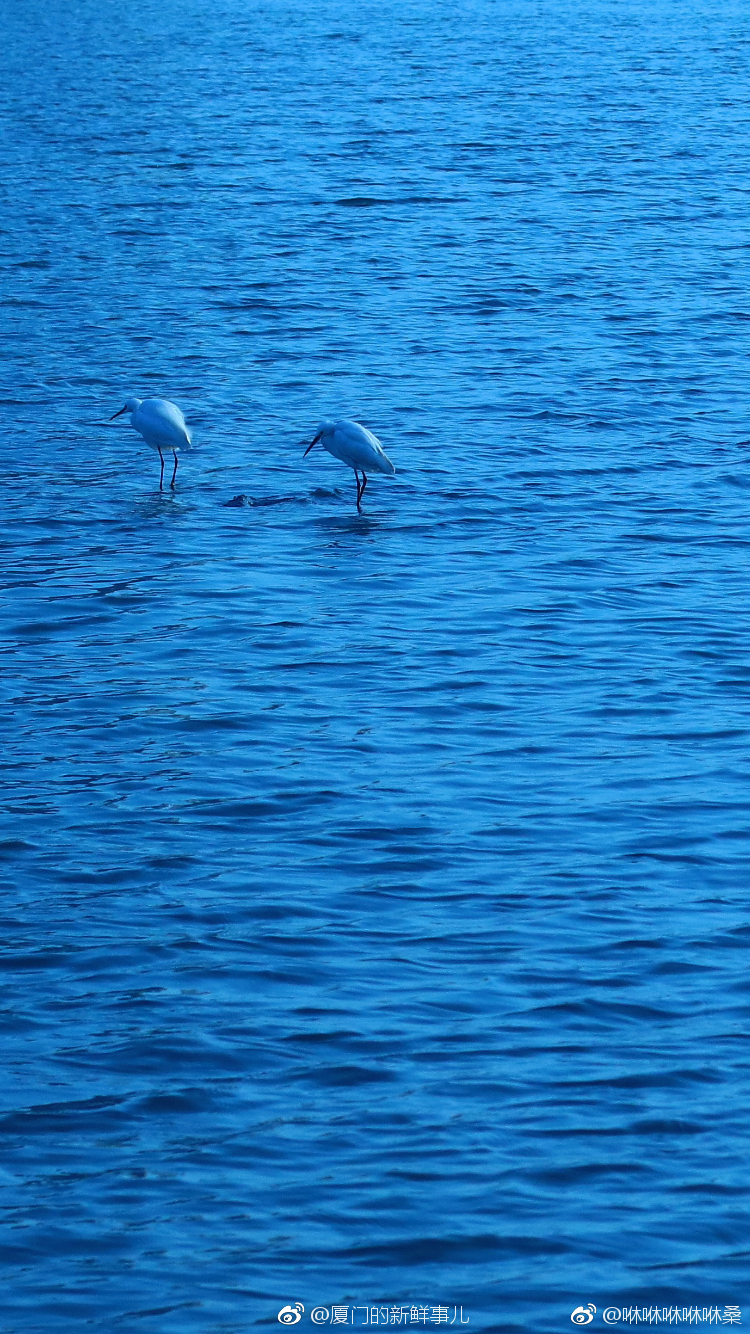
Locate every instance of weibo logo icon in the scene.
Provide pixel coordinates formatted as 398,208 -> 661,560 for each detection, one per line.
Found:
571,1306 -> 596,1325
278,1304 -> 305,1325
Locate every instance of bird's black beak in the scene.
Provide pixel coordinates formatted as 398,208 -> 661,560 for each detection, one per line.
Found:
303,432 -> 322,457
110,405 -> 128,420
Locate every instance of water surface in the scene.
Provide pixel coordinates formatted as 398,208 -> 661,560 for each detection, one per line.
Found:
1,0 -> 750,1329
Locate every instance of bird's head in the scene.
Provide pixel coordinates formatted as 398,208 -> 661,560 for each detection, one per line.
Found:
303,419 -> 334,456
110,396 -> 142,420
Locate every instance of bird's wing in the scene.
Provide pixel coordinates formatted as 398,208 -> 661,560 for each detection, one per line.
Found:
353,422 -> 395,475
331,420 -> 394,473
140,399 -> 192,446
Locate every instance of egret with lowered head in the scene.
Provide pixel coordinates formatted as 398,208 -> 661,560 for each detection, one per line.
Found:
110,397 -> 191,490
304,419 -> 395,513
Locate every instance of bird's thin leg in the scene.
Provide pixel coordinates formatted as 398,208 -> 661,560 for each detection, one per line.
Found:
354,469 -> 362,513
158,448 -> 165,490
360,472 -> 368,499
171,451 -> 178,488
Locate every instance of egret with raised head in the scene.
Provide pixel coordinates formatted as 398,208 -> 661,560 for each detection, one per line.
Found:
304,419 -> 395,512
109,397 -> 191,489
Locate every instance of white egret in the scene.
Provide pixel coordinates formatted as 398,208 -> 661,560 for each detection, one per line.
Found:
304,419 -> 395,512
109,397 -> 191,489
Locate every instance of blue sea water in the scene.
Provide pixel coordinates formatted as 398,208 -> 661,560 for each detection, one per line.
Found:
1,0 -> 750,1329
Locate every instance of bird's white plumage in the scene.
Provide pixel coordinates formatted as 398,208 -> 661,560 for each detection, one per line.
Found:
109,395 -> 191,489
316,419 -> 394,475
122,397 -> 191,453
304,418 -> 395,512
